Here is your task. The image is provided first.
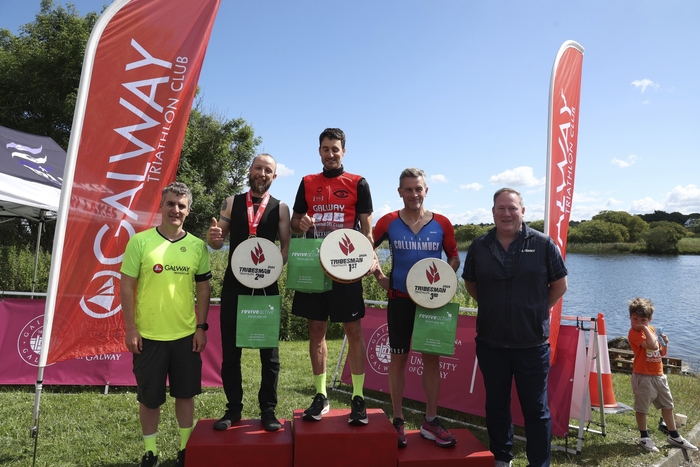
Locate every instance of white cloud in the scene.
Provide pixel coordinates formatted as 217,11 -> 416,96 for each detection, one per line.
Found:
450,208 -> 493,225
610,155 -> 638,168
430,174 -> 448,184
525,202 -> 544,222
630,197 -> 664,214
631,79 -> 659,93
433,203 -> 453,211
489,166 -> 544,187
524,186 -> 545,196
571,204 -> 604,221
626,186 -> 700,215
572,191 -> 601,203
569,193 -> 623,221
604,198 -> 624,207
275,163 -> 294,177
459,182 -> 483,191
374,203 -> 392,218
663,184 -> 700,212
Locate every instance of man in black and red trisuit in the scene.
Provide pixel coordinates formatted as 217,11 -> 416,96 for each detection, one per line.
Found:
291,128 -> 377,426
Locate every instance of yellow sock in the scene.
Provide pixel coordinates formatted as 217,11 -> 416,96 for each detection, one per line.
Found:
179,426 -> 193,450
314,374 -> 327,396
351,373 -> 365,399
143,433 -> 157,456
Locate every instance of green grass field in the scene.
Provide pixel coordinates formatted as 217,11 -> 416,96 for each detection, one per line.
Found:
2,339 -> 699,466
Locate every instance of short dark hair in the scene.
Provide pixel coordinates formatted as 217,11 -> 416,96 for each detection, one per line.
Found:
319,128 -> 346,148
629,297 -> 654,319
493,187 -> 524,207
160,181 -> 192,208
399,168 -> 427,188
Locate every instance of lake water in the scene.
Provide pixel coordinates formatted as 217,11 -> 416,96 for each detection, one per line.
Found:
217,245 -> 699,371
379,250 -> 700,373
560,253 -> 700,373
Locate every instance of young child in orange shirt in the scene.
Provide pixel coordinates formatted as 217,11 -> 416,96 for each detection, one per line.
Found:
628,297 -> 697,453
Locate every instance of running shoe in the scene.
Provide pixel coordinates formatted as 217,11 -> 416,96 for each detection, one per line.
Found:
637,437 -> 660,452
303,393 -> 329,421
420,417 -> 456,447
213,411 -> 241,431
140,451 -> 159,467
348,395 -> 368,425
393,417 -> 407,448
174,449 -> 185,467
658,417 -> 669,435
667,435 -> 699,451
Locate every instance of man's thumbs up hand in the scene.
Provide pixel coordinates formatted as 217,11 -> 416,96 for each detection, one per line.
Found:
208,217 -> 223,245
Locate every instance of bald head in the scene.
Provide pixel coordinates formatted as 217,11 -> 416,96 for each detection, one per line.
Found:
248,153 -> 278,195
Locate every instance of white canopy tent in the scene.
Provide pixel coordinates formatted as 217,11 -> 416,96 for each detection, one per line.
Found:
0,125 -> 65,293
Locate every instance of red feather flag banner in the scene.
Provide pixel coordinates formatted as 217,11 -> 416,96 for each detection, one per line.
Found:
37,0 -> 220,368
544,41 -> 584,365
32,0 -> 221,452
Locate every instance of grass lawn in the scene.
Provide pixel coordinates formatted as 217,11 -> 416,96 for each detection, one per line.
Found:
1,339 -> 699,466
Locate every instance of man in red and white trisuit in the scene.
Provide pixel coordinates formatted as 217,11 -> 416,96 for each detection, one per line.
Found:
291,128 -> 377,426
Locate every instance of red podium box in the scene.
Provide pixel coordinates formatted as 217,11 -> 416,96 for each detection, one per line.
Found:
185,418 -> 293,467
293,408 -> 397,467
397,429 -> 493,467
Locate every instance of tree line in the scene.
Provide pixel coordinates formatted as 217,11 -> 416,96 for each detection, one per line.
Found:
455,210 -> 700,254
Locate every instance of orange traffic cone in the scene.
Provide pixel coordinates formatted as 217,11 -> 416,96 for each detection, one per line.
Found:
589,313 -> 618,408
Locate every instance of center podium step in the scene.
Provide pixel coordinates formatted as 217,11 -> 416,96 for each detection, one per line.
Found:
292,408 -> 398,467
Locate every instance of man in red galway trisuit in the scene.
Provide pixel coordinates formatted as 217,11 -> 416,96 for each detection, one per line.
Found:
290,128 -> 378,426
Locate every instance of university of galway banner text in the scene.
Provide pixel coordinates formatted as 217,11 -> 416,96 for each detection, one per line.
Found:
1,300 -> 222,386
342,308 -> 579,437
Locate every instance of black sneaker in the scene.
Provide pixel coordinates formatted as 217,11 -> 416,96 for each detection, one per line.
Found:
303,393 -> 330,421
261,409 -> 282,431
213,411 -> 241,431
174,449 -> 185,467
140,451 -> 159,467
658,417 -> 669,435
348,396 -> 368,426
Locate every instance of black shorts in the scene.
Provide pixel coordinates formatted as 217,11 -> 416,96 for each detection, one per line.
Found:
133,335 -> 202,409
292,280 -> 365,322
387,296 -> 417,354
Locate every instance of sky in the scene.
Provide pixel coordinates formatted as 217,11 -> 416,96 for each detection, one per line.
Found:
2,0 -> 699,225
